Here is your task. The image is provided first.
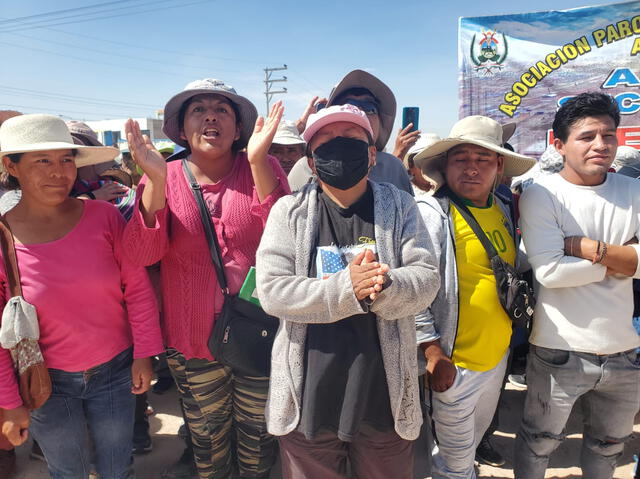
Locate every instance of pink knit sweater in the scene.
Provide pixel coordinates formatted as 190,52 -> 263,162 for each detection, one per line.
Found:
122,152 -> 290,360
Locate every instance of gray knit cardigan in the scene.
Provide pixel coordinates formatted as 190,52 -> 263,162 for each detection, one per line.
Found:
255,180 -> 440,440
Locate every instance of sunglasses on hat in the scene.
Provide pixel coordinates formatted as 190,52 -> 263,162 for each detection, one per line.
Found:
343,98 -> 379,116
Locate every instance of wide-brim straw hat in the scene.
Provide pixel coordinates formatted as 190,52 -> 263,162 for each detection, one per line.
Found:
163,78 -> 258,149
414,116 -> 536,192
0,114 -> 119,170
327,69 -> 396,151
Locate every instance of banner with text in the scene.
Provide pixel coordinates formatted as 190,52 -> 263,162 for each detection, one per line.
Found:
459,1 -> 640,158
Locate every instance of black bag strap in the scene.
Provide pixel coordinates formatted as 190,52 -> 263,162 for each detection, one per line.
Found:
442,186 -> 500,261
181,159 -> 229,293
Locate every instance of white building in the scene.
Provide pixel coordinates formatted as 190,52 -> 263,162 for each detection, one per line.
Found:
85,117 -> 168,148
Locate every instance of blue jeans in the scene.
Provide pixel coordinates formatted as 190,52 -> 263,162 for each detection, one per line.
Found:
514,345 -> 640,479
30,348 -> 135,479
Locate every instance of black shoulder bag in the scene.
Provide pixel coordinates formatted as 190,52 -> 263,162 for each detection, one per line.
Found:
182,159 -> 279,377
445,188 -> 535,330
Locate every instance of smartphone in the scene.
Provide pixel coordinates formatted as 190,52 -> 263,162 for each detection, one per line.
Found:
315,101 -> 327,112
402,107 -> 419,132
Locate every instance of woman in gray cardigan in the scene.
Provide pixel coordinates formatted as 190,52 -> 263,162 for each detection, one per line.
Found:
256,104 -> 439,479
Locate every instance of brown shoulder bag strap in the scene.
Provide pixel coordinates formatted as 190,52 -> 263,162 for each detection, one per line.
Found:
0,217 -> 22,297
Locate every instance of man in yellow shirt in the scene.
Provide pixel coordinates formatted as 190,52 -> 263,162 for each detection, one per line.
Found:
414,116 -> 535,479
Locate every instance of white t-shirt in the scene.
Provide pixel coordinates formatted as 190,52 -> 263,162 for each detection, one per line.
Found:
520,172 -> 640,354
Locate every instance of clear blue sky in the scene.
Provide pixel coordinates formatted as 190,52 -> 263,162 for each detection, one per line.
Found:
0,0 -> 625,138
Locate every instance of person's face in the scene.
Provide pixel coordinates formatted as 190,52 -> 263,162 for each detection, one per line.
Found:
307,121 -> 376,175
180,94 -> 240,157
444,143 -> 504,206
338,93 -> 380,144
268,143 -> 305,174
3,149 -> 77,204
554,115 -> 617,182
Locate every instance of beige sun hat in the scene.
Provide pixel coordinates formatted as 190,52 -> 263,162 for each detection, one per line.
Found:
162,78 -> 257,149
0,114 -> 119,170
403,133 -> 441,169
413,116 -> 535,192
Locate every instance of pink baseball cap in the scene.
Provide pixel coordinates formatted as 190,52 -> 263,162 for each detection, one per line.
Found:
302,104 -> 373,143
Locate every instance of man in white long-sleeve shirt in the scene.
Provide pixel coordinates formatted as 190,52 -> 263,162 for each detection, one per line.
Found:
515,92 -> 640,479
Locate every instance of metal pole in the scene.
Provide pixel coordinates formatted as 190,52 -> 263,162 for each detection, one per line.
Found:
263,65 -> 288,116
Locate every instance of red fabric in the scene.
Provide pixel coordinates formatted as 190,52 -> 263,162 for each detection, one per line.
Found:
122,152 -> 290,360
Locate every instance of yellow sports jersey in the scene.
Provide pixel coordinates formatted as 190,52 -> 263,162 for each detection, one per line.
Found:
450,202 -> 515,372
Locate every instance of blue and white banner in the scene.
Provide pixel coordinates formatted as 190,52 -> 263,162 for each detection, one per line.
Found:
459,1 -> 640,158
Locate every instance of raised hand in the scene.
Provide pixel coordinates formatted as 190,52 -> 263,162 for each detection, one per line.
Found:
125,119 -> 167,182
247,101 -> 284,166
295,96 -> 327,133
392,124 -> 422,161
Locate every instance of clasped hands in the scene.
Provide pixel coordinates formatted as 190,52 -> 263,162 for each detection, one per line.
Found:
348,249 -> 389,302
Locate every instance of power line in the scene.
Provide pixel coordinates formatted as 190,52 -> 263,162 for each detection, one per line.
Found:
0,0 -> 146,26
0,102 -> 140,119
0,40 -> 195,80
0,0 -> 215,33
7,31 -> 249,76
0,85 -> 159,109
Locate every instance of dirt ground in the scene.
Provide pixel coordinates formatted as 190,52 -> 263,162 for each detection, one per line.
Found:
13,383 -> 640,478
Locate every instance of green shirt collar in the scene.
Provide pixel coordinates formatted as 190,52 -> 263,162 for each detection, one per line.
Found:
458,193 -> 493,209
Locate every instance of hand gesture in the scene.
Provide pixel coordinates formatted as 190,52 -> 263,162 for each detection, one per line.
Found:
131,357 -> 153,395
91,181 -> 129,202
392,124 -> 421,161
295,96 -> 327,133
349,250 -> 389,301
2,405 -> 30,446
125,119 -> 167,182
247,101 -> 284,165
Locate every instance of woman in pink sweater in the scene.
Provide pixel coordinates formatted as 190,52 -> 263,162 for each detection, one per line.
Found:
123,79 -> 290,478
0,114 -> 163,478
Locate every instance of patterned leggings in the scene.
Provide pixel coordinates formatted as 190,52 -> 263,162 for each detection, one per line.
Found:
166,349 -> 276,479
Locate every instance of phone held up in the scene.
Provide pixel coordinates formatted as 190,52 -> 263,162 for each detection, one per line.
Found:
402,107 -> 419,132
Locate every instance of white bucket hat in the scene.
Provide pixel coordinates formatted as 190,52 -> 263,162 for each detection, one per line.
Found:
0,114 -> 119,170
327,69 -> 396,151
162,78 -> 258,149
414,116 -> 536,192
403,133 -> 441,169
273,120 -> 305,146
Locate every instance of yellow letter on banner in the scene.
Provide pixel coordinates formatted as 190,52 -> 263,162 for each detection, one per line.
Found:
632,37 -> 640,56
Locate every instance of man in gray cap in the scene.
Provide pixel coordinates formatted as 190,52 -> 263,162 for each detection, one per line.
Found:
288,70 -> 413,194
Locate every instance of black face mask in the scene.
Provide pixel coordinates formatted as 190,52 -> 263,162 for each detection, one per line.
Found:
312,136 -> 370,190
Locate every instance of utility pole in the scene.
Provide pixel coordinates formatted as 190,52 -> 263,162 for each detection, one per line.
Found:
264,65 -> 288,115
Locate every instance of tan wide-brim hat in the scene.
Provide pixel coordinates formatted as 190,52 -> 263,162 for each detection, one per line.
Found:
327,69 -> 396,151
414,116 -> 536,192
0,114 -> 119,170
163,78 -> 258,149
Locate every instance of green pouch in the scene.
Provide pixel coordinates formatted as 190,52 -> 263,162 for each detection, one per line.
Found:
238,266 -> 262,307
